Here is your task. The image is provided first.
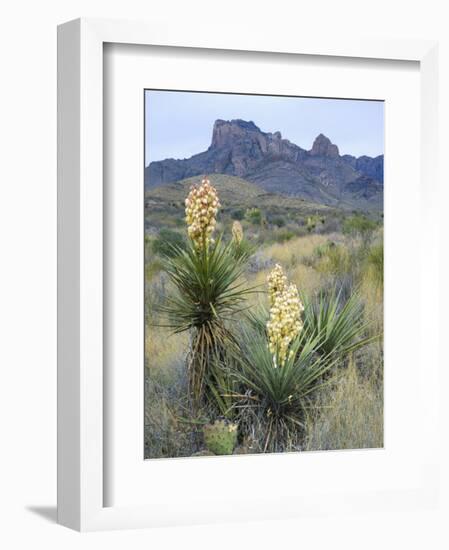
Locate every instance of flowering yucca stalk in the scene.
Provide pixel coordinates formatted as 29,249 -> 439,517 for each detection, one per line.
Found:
266,264 -> 304,367
231,220 -> 243,244
267,263 -> 288,306
185,178 -> 220,249
158,177 -> 254,412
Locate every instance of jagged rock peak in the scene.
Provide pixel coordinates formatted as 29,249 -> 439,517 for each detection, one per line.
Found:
215,119 -> 261,131
310,133 -> 340,158
211,119 -> 262,148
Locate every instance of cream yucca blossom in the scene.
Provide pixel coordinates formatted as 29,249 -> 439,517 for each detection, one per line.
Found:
266,266 -> 304,367
266,263 -> 288,307
184,177 -> 221,249
231,220 -> 243,244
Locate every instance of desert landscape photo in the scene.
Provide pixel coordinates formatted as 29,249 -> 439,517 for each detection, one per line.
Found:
144,91 -> 384,459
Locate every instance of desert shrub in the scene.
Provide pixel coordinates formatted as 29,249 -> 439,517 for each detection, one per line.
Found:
305,357 -> 383,451
306,215 -> 325,233
313,241 -> 335,259
306,216 -> 316,233
152,228 -> 186,258
342,214 -> 377,240
273,229 -> 295,243
230,208 -> 245,220
270,216 -> 286,228
316,244 -> 351,276
321,216 -> 342,234
245,207 -> 262,225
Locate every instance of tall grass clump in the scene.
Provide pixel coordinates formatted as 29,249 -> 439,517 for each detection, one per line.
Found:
305,356 -> 383,451
315,244 -> 351,277
157,178 -> 255,412
366,240 -> 384,289
342,214 -> 377,245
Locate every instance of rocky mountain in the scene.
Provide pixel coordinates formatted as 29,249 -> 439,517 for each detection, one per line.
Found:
145,119 -> 384,211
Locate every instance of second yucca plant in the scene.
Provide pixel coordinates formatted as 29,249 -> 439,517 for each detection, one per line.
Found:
231,264 -> 336,452
159,177 -> 254,412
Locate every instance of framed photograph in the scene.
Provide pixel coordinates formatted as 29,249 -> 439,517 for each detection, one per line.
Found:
58,18 -> 440,531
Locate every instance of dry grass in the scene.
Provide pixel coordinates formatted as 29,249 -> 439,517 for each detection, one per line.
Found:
145,325 -> 188,377
144,325 -> 196,458
144,227 -> 384,458
246,234 -> 334,300
264,233 -> 331,266
288,263 -> 323,297
360,235 -> 384,336
305,357 -> 383,451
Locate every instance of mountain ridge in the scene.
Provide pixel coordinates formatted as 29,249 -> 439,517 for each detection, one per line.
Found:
145,119 -> 383,211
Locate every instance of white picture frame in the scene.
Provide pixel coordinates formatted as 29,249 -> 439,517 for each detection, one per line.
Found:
57,17 -> 440,531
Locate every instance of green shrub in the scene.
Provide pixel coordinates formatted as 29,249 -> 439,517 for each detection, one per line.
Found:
306,215 -> 325,233
230,208 -> 245,221
245,207 -> 262,225
271,216 -> 286,228
306,216 -> 316,233
274,229 -> 295,243
342,215 -> 377,238
152,228 -> 186,257
315,244 -> 351,276
313,241 -> 334,259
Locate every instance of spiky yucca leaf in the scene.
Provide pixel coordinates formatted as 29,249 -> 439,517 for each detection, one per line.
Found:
158,236 -> 254,331
302,287 -> 379,359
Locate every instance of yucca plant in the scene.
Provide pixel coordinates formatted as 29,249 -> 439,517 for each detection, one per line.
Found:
159,237 -> 254,408
302,287 -> 379,359
227,263 -> 337,452
156,178 -> 256,412
230,326 -> 337,452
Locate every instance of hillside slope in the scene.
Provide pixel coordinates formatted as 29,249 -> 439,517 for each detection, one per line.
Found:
144,175 -> 356,238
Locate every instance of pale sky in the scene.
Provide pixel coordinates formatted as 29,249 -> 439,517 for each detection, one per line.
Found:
145,90 -> 384,166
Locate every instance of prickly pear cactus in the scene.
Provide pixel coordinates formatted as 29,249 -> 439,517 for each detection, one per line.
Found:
203,419 -> 238,455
